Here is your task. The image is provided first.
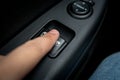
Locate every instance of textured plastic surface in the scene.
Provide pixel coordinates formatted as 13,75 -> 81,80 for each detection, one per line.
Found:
0,0 -> 108,80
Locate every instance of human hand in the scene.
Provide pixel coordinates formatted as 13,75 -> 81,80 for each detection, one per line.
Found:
0,29 -> 59,80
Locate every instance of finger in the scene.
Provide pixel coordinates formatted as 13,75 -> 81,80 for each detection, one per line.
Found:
0,55 -> 5,61
0,29 -> 59,80
29,29 -> 60,55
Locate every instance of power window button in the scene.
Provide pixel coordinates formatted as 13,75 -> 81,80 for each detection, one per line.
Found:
49,37 -> 67,58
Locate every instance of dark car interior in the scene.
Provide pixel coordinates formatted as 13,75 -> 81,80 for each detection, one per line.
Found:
0,0 -> 120,80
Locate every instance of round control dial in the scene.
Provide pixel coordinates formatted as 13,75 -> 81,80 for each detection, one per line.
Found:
67,1 -> 93,19
72,1 -> 90,15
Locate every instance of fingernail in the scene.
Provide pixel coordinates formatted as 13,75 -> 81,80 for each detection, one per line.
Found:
49,29 -> 59,35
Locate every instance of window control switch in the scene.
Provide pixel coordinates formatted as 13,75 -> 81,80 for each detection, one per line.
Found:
40,31 -> 67,58
49,37 -> 67,58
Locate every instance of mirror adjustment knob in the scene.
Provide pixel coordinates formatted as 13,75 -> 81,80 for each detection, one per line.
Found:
67,1 -> 93,19
72,1 -> 90,15
83,0 -> 95,6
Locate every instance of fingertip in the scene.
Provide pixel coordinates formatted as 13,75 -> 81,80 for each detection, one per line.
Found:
43,29 -> 60,42
27,29 -> 60,54
48,29 -> 60,36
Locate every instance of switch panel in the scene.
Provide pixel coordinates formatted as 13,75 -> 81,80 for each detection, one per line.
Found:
31,21 -> 75,58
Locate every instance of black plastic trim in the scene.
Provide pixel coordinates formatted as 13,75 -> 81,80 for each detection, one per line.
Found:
0,0 -> 108,80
